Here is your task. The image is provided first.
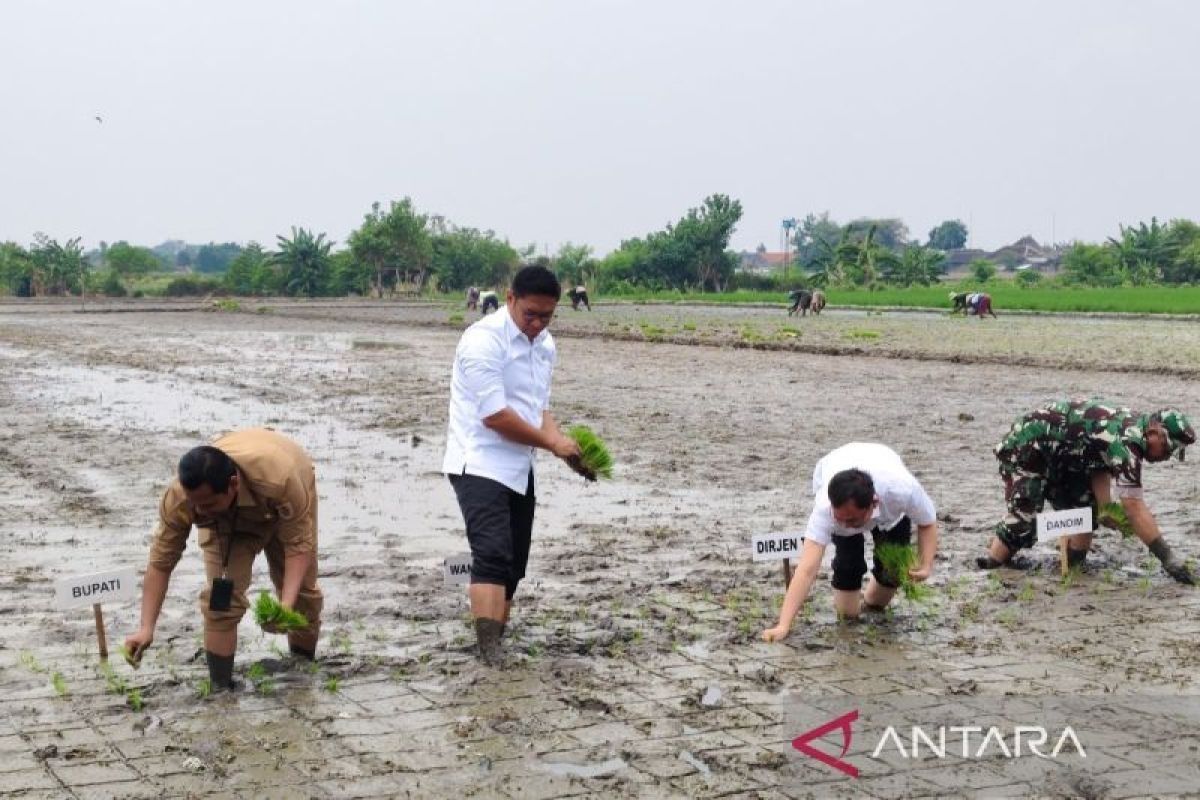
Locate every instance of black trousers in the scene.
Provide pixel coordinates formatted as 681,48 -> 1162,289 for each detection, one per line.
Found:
449,471 -> 536,600
830,516 -> 913,591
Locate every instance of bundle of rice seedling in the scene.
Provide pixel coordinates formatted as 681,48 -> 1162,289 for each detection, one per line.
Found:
253,591 -> 309,631
567,425 -> 614,479
873,542 -> 932,602
1100,502 -> 1134,539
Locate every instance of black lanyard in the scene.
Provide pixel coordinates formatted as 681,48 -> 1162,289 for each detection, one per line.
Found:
217,505 -> 239,579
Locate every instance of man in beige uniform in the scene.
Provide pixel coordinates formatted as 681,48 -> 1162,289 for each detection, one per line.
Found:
123,429 -> 323,689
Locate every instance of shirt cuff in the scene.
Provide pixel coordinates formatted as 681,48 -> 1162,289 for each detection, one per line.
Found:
477,391 -> 507,419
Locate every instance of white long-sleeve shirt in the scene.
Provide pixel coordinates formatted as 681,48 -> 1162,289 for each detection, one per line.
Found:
442,306 -> 556,493
803,442 -> 937,546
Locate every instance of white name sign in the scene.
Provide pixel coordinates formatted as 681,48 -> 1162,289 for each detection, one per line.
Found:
751,532 -> 802,562
54,567 -> 137,610
443,554 -> 472,586
1037,507 -> 1093,542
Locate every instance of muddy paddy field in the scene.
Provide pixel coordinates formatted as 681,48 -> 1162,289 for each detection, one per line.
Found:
1,299 -> 1199,799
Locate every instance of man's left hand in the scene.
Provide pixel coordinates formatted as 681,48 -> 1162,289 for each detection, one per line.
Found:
908,564 -> 933,583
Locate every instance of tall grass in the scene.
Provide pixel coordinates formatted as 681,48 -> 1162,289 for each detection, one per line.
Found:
598,285 -> 1200,314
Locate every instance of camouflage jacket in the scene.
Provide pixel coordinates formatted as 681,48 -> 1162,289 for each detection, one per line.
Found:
994,399 -> 1147,488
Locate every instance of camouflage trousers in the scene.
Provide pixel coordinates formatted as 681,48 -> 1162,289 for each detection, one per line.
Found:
994,469 -> 1096,552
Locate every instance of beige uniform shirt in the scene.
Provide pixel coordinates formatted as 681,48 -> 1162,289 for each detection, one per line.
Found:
148,429 -> 317,571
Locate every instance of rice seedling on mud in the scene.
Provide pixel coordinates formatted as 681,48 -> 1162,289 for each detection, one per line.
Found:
51,672 -> 68,697
873,542 -> 932,602
567,425 -> 614,479
253,591 -> 309,631
1100,502 -> 1135,538
845,328 -> 882,341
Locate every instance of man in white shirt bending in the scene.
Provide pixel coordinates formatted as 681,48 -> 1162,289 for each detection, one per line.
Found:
762,443 -> 940,642
443,265 -> 594,665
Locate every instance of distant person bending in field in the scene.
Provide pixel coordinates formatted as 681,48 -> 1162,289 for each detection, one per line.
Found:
810,289 -> 826,315
761,443 -> 940,642
950,291 -> 995,318
479,290 -> 499,315
966,292 -> 996,318
787,288 -> 813,316
466,286 -> 480,311
977,400 -> 1196,583
567,286 -> 591,311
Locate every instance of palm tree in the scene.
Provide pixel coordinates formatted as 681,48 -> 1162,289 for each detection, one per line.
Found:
1107,217 -> 1177,281
885,245 -> 946,286
273,228 -> 333,297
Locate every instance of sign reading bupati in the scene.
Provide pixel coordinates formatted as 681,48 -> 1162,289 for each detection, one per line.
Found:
54,567 -> 137,610
1037,507 -> 1093,542
751,532 -> 802,562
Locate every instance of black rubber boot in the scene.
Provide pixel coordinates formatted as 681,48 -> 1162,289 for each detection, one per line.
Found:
1148,538 -> 1196,585
474,618 -> 504,667
205,651 -> 236,691
1066,548 -> 1089,569
289,643 -> 316,660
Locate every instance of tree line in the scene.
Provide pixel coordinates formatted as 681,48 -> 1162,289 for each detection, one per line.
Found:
3,199 -> 1198,299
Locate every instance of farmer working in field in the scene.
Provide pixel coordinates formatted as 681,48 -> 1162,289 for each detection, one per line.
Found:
787,288 -> 813,316
761,443 -> 940,642
124,429 -> 323,690
443,265 -> 595,665
976,400 -> 1196,583
567,285 -> 591,311
479,290 -> 500,314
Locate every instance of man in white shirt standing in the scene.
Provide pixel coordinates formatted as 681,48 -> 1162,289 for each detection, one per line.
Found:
761,442 -> 939,642
443,265 -> 593,665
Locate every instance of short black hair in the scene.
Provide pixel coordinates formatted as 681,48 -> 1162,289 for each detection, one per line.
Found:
178,446 -> 237,493
511,265 -> 561,300
828,468 -> 874,508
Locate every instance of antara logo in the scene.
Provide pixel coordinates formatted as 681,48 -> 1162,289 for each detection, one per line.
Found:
792,710 -> 1088,779
792,710 -> 860,778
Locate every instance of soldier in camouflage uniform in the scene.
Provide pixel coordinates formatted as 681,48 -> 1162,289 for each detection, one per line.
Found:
976,399 -> 1196,583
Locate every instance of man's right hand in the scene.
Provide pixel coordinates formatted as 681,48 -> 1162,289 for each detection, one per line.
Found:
761,624 -> 791,643
123,629 -> 153,668
550,434 -> 582,461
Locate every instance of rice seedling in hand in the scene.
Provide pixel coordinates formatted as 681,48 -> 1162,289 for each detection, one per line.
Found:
567,425 -> 614,480
253,591 -> 309,632
873,542 -> 932,602
1100,502 -> 1135,538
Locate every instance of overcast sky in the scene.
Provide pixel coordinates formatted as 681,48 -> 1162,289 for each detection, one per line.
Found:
2,0 -> 1198,256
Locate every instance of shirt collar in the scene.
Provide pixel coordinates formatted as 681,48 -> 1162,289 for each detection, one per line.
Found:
501,305 -> 549,346
235,472 -> 257,508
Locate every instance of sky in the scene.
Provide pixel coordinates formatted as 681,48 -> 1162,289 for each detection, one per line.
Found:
2,0 -> 1198,256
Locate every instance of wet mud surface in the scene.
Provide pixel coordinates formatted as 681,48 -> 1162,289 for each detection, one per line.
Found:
1,299 -> 1199,798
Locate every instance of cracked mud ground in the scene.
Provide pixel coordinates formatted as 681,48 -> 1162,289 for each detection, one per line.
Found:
1,299 -> 1198,799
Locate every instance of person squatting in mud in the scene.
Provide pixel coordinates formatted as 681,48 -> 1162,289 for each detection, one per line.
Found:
761,442 -> 940,642
479,289 -> 500,314
124,429 -> 323,690
977,399 -> 1196,583
443,265 -> 596,666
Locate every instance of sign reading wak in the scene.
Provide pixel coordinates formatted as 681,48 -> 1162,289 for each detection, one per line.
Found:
1036,507 -> 1093,542
751,532 -> 802,562
443,554 -> 472,587
54,567 -> 137,610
